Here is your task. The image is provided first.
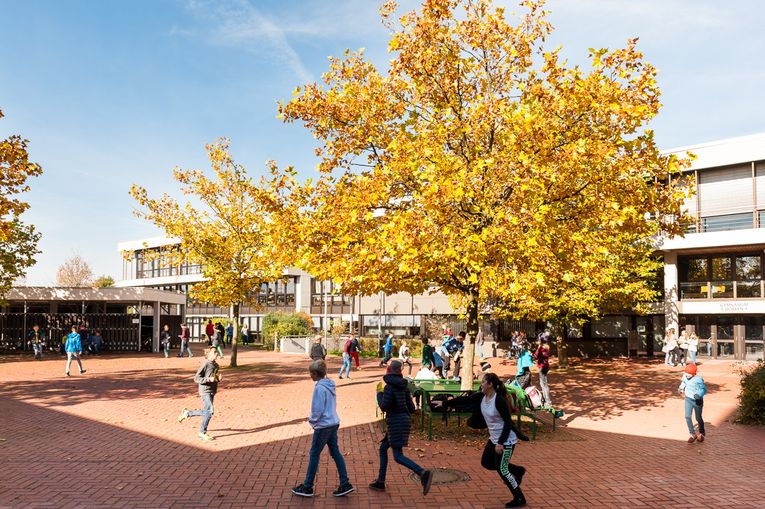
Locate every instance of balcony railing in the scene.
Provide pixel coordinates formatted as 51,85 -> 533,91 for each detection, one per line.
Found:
680,280 -> 764,299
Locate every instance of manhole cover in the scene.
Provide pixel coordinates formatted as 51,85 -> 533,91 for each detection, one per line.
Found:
409,467 -> 471,485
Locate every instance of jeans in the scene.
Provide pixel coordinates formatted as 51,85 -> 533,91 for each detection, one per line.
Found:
32,344 -> 43,357
163,343 -> 170,358
477,343 -> 484,359
538,368 -> 552,405
65,352 -> 83,373
664,351 -> 673,365
339,353 -> 352,378
689,350 -> 697,363
377,434 -> 423,482
303,425 -> 349,488
684,397 -> 705,436
188,392 -> 215,433
381,350 -> 392,366
179,340 -> 193,357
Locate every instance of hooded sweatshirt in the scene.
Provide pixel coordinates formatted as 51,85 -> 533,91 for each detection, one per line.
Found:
309,378 -> 340,430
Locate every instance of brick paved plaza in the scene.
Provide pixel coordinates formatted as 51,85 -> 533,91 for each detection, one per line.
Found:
1,348 -> 764,508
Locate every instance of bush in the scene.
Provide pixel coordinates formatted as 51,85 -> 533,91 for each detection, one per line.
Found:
261,312 -> 313,350
738,360 -> 765,425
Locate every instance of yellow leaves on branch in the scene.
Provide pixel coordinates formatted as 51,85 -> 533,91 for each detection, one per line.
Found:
129,139 -> 293,310
276,0 -> 691,326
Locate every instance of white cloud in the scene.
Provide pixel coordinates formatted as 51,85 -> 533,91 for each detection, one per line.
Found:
180,0 -> 315,83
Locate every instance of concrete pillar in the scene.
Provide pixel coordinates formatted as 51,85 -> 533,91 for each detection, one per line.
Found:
295,273 -> 312,314
153,301 -> 161,353
664,252 -> 679,335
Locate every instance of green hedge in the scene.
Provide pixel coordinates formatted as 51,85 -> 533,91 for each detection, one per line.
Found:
738,360 -> 765,425
261,312 -> 313,350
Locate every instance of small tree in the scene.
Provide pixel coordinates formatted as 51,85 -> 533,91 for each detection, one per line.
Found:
93,275 -> 115,288
130,139 -> 293,367
56,255 -> 93,287
0,109 -> 42,298
278,0 -> 691,384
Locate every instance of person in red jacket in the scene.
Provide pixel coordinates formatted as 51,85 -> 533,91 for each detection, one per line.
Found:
205,319 -> 215,344
534,334 -> 552,406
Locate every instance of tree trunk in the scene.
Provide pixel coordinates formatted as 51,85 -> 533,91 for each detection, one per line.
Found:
229,303 -> 240,368
551,319 -> 568,368
460,290 -> 480,391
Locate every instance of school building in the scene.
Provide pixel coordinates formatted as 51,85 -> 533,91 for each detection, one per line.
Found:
110,133 -> 765,361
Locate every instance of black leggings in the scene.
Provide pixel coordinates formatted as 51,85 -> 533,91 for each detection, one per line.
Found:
481,440 -> 522,492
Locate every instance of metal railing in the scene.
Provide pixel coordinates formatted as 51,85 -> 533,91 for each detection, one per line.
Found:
680,280 -> 764,299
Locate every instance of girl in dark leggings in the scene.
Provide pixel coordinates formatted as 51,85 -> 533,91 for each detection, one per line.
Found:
441,373 -> 529,508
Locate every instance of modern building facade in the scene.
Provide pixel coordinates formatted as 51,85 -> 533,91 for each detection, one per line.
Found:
114,134 -> 765,360
659,133 -> 765,361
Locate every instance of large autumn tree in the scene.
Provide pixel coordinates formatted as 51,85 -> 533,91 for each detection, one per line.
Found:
278,0 -> 690,381
130,139 -> 293,367
0,108 -> 42,298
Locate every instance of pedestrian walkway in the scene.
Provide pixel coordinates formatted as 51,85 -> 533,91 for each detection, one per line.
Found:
1,350 -> 763,508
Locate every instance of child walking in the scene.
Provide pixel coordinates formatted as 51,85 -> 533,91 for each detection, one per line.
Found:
369,360 -> 434,496
178,347 -> 221,441
291,360 -> 354,498
64,326 -> 86,376
679,363 -> 707,443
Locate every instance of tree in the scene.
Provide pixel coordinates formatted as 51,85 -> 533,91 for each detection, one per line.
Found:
56,255 -> 93,287
278,0 -> 690,383
130,139 -> 293,367
93,275 -> 115,288
0,109 -> 42,298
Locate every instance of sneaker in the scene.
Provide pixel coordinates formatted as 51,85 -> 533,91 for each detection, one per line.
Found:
554,410 -> 565,418
687,435 -> 697,443
178,408 -> 190,422
697,433 -> 705,443
420,470 -> 433,496
291,484 -> 314,497
198,432 -> 214,441
368,480 -> 386,492
505,496 -> 527,508
333,482 -> 354,497
80,370 -> 86,374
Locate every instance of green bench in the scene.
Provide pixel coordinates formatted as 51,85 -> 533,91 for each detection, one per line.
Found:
409,379 -> 552,441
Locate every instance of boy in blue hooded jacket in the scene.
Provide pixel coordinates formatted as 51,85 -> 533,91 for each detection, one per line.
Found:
679,363 -> 707,443
291,360 -> 354,498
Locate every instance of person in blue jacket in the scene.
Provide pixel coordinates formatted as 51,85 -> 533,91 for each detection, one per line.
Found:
64,325 -> 86,377
514,342 -> 534,389
679,363 -> 707,443
291,360 -> 354,498
379,333 -> 394,367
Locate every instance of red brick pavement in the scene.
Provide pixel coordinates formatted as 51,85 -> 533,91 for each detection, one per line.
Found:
1,348 -> 764,508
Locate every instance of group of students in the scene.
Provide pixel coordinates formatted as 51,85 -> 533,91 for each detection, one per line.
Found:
178,346 -> 529,507
26,324 -> 103,362
420,331 -> 467,379
662,327 -> 701,366
175,329 -> 712,508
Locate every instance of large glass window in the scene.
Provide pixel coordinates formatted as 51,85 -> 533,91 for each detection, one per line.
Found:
685,258 -> 708,281
736,256 -> 762,280
711,256 -> 731,280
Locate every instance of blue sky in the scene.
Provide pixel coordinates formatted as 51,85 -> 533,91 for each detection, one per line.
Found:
1,0 -> 764,285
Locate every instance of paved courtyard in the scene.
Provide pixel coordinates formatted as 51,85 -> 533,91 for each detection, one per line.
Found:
1,347 -> 764,508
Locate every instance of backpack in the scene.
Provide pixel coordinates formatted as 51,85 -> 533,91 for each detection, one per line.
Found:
525,386 -> 543,409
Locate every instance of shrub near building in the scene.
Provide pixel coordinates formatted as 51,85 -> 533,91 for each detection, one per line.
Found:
261,311 -> 313,349
738,360 -> 765,425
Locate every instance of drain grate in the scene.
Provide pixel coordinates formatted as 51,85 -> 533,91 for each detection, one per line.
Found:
409,467 -> 471,485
